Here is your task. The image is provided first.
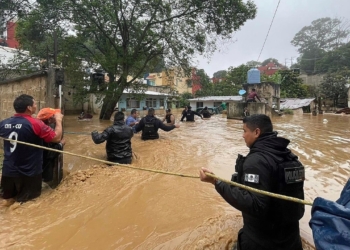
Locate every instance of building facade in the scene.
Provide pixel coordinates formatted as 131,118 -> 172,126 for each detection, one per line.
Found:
188,96 -> 242,109
0,13 -> 19,48
258,62 -> 285,76
144,68 -> 192,95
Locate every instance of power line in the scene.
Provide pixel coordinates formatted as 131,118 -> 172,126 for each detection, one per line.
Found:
257,0 -> 281,62
298,57 -> 322,61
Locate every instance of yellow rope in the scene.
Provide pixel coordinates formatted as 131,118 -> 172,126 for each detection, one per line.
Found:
0,137 -> 313,206
0,137 -> 196,178
206,173 -> 313,206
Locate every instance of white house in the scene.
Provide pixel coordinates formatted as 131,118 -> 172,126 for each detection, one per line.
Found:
118,89 -> 171,111
187,96 -> 242,109
0,45 -> 30,67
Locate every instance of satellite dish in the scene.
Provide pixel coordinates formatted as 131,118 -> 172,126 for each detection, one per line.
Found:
239,89 -> 246,95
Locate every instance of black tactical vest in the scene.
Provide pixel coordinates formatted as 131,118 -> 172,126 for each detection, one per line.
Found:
142,118 -> 159,140
165,114 -> 172,123
232,152 -> 305,223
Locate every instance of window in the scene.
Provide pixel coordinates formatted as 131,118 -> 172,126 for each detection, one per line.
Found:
146,98 -> 157,108
127,98 -> 140,109
196,102 -> 203,108
160,98 -> 165,107
214,102 -> 222,107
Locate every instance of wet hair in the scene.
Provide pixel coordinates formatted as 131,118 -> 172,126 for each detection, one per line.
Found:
243,114 -> 273,134
148,108 -> 155,116
252,88 -> 256,91
166,108 -> 171,113
131,109 -> 137,115
114,111 -> 125,121
13,94 -> 34,113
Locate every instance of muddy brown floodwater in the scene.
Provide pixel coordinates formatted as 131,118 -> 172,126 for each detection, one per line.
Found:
1,111 -> 350,249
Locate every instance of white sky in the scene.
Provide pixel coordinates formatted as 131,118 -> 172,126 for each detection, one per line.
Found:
195,0 -> 350,77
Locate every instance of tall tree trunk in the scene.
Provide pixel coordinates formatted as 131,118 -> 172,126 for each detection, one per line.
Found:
99,97 -> 118,120
99,74 -> 125,120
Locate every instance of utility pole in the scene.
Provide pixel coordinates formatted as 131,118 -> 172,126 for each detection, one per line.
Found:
53,30 -> 58,66
291,57 -> 295,67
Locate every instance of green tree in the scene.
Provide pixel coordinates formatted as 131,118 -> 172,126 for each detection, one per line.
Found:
178,92 -> 193,107
246,60 -> 261,67
291,17 -> 350,75
297,47 -> 326,74
279,70 -> 308,98
213,70 -> 227,79
292,18 -> 350,53
316,42 -> 350,73
194,68 -> 240,96
212,81 -> 241,95
224,64 -> 250,86
261,72 -> 282,83
320,70 -> 350,107
12,0 -> 257,119
261,58 -> 283,67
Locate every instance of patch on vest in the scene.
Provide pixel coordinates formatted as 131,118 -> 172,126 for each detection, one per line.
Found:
284,167 -> 305,184
244,174 -> 259,183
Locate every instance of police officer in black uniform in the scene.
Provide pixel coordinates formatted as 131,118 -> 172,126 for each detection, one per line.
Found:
201,107 -> 212,118
180,106 -> 203,122
200,114 -> 305,250
91,112 -> 134,164
134,108 -> 179,140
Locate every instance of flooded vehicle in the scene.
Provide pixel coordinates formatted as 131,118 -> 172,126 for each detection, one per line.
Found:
1,112 -> 349,249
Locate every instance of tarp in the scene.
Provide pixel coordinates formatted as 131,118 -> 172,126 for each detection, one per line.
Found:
279,98 -> 315,110
310,178 -> 350,250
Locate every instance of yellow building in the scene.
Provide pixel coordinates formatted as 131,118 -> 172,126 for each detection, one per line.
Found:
147,68 -> 192,94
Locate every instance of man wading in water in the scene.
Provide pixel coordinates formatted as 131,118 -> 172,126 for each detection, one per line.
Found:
200,114 -> 305,250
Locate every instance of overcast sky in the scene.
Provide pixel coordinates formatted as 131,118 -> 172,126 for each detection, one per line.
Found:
195,0 -> 350,77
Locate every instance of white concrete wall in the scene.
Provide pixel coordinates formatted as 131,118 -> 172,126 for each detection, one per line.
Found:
189,101 -> 219,109
0,46 -> 29,66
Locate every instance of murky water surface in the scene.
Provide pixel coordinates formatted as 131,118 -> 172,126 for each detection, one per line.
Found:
1,111 -> 350,249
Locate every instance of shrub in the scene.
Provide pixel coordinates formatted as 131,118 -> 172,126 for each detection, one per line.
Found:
283,108 -> 294,115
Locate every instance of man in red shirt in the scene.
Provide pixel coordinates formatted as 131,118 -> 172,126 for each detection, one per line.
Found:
246,88 -> 261,102
0,94 -> 63,203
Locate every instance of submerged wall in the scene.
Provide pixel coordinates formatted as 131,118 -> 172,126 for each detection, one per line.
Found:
227,102 -> 279,119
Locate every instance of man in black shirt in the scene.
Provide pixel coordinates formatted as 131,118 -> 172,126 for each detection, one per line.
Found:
200,114 -> 305,250
91,112 -> 134,164
180,106 -> 203,122
201,107 -> 212,118
134,108 -> 180,140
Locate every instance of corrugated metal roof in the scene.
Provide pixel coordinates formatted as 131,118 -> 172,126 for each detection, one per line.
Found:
188,96 -> 242,102
279,98 -> 315,110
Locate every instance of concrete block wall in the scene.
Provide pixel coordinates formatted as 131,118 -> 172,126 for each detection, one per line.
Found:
0,72 -> 49,121
227,102 -> 246,119
248,102 -> 266,116
227,102 -> 280,119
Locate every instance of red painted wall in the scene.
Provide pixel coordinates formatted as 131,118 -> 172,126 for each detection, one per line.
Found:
6,21 -> 19,48
191,68 -> 201,95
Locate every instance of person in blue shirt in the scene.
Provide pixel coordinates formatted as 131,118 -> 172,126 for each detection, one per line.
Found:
0,94 -> 63,203
125,109 -> 139,127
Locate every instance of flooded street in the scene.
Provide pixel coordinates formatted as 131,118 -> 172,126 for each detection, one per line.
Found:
1,111 -> 350,249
